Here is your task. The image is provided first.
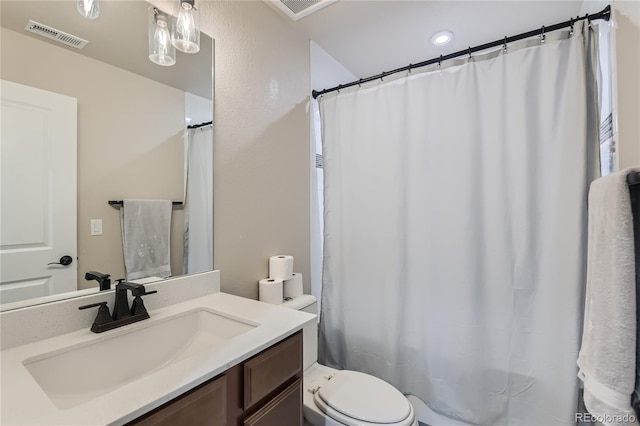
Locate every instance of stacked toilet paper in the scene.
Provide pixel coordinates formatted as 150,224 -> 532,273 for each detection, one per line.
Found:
258,255 -> 304,305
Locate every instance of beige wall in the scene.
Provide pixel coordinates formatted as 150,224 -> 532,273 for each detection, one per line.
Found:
1,28 -> 186,288
614,1 -> 640,169
209,1 -> 310,299
153,0 -> 311,299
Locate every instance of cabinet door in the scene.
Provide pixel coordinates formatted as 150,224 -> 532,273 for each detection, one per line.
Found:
242,379 -> 302,426
132,375 -> 227,426
243,331 -> 302,409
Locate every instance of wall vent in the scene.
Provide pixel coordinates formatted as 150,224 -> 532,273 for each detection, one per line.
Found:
24,20 -> 89,49
315,154 -> 323,169
265,0 -> 337,21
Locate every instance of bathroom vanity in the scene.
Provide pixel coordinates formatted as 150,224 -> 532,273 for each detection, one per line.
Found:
0,272 -> 314,426
130,331 -> 303,426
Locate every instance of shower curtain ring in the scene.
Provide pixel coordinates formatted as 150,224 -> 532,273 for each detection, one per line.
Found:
380,74 -> 385,82
569,18 -> 574,35
408,64 -> 412,75
358,79 -> 363,88
503,36 -> 508,52
540,25 -> 546,43
468,46 -> 472,58
438,55 -> 442,67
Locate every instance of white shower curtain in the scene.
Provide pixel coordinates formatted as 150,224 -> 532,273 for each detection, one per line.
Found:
183,126 -> 213,275
319,22 -> 599,425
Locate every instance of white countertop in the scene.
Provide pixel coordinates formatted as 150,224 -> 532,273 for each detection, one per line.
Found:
1,292 -> 316,425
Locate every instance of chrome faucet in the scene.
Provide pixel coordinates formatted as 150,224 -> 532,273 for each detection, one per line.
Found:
79,279 -> 157,333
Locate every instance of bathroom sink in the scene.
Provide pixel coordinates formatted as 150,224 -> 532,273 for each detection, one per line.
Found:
23,308 -> 257,409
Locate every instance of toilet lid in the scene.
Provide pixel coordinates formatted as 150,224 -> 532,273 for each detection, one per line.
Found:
315,370 -> 412,424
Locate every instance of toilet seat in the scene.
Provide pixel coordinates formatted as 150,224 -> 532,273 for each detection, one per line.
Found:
312,370 -> 415,426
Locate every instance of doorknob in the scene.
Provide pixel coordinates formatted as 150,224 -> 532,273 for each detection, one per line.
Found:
48,255 -> 73,266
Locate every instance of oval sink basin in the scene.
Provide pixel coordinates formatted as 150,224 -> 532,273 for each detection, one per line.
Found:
23,308 -> 258,409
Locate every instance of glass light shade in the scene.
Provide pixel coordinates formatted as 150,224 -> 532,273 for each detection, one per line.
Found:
148,7 -> 176,67
77,0 -> 99,19
172,0 -> 200,54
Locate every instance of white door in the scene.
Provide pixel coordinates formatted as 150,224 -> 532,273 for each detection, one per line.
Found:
0,80 -> 77,304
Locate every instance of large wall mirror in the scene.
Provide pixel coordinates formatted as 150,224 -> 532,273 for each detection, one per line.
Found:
0,0 -> 214,310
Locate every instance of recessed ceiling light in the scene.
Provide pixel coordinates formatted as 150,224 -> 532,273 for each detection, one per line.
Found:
431,31 -> 453,46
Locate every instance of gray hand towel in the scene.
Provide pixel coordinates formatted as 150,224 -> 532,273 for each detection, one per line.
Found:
121,199 -> 172,281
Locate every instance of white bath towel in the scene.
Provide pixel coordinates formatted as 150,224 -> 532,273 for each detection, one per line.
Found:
121,199 -> 172,281
577,168 -> 639,426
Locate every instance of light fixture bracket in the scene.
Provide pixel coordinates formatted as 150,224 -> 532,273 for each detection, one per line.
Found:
153,8 -> 169,26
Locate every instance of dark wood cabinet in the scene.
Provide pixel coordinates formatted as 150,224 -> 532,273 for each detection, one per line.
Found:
128,331 -> 303,426
243,331 -> 302,410
242,379 -> 302,426
131,375 -> 227,426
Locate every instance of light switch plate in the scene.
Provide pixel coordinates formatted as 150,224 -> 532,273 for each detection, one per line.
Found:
90,219 -> 103,236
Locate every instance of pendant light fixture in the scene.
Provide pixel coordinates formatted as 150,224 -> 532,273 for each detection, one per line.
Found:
172,0 -> 200,54
148,7 -> 176,66
77,0 -> 99,19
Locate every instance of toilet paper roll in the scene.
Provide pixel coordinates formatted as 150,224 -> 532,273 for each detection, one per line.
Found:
269,255 -> 294,281
283,273 -> 303,299
259,278 -> 283,305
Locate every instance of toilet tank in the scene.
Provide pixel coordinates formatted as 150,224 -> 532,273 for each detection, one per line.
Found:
282,294 -> 318,315
282,295 -> 318,370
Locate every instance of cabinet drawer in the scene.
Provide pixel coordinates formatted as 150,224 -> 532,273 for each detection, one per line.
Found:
242,378 -> 302,426
243,331 -> 302,410
131,375 -> 227,426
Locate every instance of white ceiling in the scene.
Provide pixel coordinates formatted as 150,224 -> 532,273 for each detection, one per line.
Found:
282,0 -> 606,80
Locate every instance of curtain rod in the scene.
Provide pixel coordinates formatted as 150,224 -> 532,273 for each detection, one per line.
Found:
312,5 -> 611,99
187,121 -> 212,129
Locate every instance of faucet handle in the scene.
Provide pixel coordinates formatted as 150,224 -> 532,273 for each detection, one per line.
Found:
79,301 -> 114,333
130,290 -> 157,317
78,301 -> 108,310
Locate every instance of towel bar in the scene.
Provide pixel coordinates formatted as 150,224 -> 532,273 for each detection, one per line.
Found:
108,200 -> 183,206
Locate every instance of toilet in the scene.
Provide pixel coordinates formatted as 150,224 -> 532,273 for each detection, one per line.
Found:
282,295 -> 417,426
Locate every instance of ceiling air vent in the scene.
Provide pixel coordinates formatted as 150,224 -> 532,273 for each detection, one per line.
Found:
266,0 -> 337,21
24,20 -> 89,49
